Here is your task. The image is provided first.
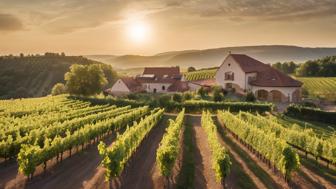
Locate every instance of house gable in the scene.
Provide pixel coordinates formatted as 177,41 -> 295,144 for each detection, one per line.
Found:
110,79 -> 131,93
215,55 -> 247,91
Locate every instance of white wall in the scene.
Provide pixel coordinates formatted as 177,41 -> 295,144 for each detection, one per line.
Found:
215,56 -> 247,91
143,83 -> 172,93
110,79 -> 130,93
251,86 -> 301,102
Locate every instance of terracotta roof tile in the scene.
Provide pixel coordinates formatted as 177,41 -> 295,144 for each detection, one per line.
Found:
120,77 -> 143,92
230,54 -> 269,73
230,54 -> 302,87
143,67 -> 181,78
190,79 -> 216,87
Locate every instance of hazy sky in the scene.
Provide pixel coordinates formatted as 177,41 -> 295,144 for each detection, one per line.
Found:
1,0 -> 336,55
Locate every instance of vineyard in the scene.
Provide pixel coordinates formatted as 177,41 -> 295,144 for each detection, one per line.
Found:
0,95 -> 335,189
183,69 -> 216,81
295,77 -> 336,100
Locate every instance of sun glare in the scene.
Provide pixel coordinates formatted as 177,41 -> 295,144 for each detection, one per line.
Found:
126,20 -> 150,43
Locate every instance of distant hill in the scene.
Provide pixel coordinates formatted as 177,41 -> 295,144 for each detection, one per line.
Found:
0,54 -> 116,99
86,45 -> 336,69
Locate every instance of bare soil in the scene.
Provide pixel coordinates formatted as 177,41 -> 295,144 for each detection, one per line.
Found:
188,115 -> 223,189
88,114 -> 174,189
1,134 -> 116,189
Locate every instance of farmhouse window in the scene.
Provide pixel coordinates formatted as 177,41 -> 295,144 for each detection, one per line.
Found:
225,72 -> 234,81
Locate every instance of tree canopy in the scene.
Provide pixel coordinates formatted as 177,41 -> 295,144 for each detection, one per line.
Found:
65,64 -> 108,96
272,56 -> 336,77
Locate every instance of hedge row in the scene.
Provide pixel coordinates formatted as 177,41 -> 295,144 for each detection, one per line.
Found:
69,96 -> 146,108
71,96 -> 273,113
285,104 -> 336,125
183,100 -> 273,113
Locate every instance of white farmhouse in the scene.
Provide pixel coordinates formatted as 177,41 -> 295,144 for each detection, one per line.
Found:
215,54 -> 302,102
108,67 -> 189,95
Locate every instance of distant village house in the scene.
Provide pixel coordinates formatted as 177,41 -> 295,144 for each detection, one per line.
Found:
108,54 -> 302,102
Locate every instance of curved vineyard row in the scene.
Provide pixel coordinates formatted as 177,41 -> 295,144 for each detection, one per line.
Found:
156,108 -> 185,177
201,111 -> 231,182
217,111 -> 300,180
184,69 -> 216,81
17,106 -> 150,179
0,106 -> 133,159
296,77 -> 336,100
0,104 -> 116,140
98,108 -> 164,180
239,112 -> 336,164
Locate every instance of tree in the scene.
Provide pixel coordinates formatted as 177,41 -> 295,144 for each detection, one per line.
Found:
65,64 -> 107,96
99,64 -> 118,89
187,67 -> 196,72
51,83 -> 67,96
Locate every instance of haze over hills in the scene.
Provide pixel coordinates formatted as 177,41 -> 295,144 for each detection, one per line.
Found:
86,45 -> 336,69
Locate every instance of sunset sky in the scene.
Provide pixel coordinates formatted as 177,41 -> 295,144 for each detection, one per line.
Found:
1,0 -> 336,55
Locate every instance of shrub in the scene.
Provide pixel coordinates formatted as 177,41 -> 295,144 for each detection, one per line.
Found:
285,104 -> 336,125
172,93 -> 183,103
213,90 -> 224,102
245,92 -> 256,102
183,92 -> 193,101
51,83 -> 67,96
197,87 -> 207,98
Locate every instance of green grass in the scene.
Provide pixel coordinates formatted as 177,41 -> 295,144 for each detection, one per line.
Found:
296,77 -> 336,100
276,115 -> 335,138
176,123 -> 195,189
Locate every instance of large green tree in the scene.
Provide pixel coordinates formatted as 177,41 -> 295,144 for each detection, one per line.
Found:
65,64 -> 107,96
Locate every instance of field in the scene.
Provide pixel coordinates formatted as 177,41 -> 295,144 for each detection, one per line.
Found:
184,69 -> 216,81
0,95 -> 335,189
291,77 -> 336,100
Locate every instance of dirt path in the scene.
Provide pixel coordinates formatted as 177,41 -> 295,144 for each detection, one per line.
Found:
188,115 -> 223,189
88,114 -> 173,189
217,130 -> 268,189
214,118 -> 281,189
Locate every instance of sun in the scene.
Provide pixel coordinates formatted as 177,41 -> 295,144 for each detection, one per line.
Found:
126,20 -> 150,43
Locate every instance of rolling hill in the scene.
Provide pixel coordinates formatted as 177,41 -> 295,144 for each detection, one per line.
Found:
0,54 -> 117,99
86,45 -> 336,69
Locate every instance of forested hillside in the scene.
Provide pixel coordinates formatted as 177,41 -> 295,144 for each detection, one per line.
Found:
273,55 -> 336,76
0,53 -> 117,99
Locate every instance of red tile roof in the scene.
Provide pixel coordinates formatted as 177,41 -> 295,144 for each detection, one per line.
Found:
120,77 -> 143,92
229,54 -> 302,87
230,54 -> 269,73
143,67 -> 180,78
190,79 -> 216,87
250,68 -> 303,87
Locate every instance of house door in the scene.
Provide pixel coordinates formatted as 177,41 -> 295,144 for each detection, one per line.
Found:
153,88 -> 157,93
270,90 -> 282,102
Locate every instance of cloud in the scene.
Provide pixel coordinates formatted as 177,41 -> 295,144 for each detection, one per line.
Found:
0,13 -> 23,31
1,0 -> 335,34
181,0 -> 336,21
